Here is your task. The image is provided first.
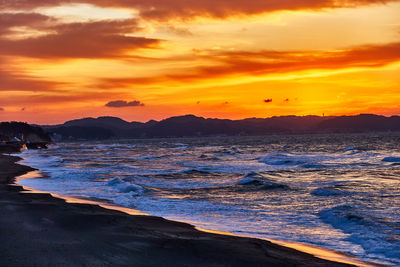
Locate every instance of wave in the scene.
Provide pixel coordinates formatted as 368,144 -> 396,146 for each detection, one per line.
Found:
382,157 -> 400,163
342,146 -> 369,154
107,178 -> 146,195
237,178 -> 263,186
258,149 -> 383,170
21,153 -> 64,168
214,146 -> 241,155
343,146 -> 359,152
170,143 -> 189,150
301,163 -> 328,169
312,181 -> 375,197
237,172 -> 290,190
132,154 -> 167,161
311,187 -> 351,197
258,151 -> 328,167
198,154 -> 220,161
319,205 -> 400,265
84,162 -> 113,168
177,169 -> 212,175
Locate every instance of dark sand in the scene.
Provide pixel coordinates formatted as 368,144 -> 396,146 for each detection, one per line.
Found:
0,152 -> 359,267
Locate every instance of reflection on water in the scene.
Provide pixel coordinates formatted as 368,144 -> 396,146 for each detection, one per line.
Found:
18,133 -> 400,266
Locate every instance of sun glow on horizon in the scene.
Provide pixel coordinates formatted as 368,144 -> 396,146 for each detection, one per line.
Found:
0,1 -> 399,124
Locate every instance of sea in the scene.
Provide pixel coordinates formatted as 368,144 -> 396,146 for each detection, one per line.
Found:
17,133 -> 400,266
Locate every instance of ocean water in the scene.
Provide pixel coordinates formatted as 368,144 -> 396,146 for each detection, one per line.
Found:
18,134 -> 400,266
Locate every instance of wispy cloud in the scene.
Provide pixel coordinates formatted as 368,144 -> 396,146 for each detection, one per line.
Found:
0,60 -> 65,92
0,12 -> 53,36
0,18 -> 161,59
98,42 -> 400,86
1,0 -> 397,20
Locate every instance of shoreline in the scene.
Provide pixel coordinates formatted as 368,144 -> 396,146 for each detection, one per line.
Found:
14,184 -> 376,267
1,152 -> 373,266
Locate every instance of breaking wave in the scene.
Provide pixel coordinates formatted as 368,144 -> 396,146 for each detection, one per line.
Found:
17,134 -> 400,266
319,205 -> 400,265
237,172 -> 290,190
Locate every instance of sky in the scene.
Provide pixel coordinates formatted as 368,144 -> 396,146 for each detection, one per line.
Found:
0,0 -> 399,124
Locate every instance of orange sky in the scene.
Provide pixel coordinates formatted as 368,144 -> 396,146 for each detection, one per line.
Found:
0,0 -> 399,124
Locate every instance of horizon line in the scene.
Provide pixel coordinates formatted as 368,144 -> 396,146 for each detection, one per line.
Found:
2,112 -> 399,126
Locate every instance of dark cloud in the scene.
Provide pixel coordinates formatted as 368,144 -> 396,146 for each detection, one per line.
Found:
129,0 -> 399,20
0,0 -> 62,9
21,107 -> 25,111
0,19 -> 161,59
264,99 -> 272,103
0,0 -> 396,20
105,100 -> 145,108
0,12 -> 53,36
0,107 -> 4,111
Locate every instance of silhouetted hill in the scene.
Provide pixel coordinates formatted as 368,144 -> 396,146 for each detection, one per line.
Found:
0,122 -> 51,142
42,114 -> 400,140
317,114 -> 400,132
63,116 -> 139,130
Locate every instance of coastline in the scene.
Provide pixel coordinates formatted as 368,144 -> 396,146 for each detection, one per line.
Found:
1,152 -> 371,266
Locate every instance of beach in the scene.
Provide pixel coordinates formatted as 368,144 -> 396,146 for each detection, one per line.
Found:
0,150 -> 362,266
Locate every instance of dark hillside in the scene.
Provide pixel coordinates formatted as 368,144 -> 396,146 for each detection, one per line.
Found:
0,122 -> 51,142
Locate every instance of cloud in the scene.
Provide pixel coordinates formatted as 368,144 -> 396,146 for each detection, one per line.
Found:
105,100 -> 145,108
1,0 -> 397,20
0,91 -> 127,107
186,42 -> 400,79
95,42 -> 400,88
129,0 -> 399,20
165,25 -> 193,36
0,19 -> 161,59
0,107 -> 4,111
0,60 -> 65,92
88,42 -> 400,93
142,42 -> 400,84
21,107 -> 25,111
0,12 -> 53,37
284,98 -> 289,102
264,99 -> 272,103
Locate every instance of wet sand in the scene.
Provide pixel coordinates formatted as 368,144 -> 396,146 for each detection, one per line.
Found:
0,152 -> 363,266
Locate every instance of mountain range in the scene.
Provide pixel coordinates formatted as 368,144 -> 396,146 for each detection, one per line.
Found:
41,114 -> 400,140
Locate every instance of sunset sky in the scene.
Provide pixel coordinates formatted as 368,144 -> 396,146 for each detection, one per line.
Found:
0,0 -> 399,124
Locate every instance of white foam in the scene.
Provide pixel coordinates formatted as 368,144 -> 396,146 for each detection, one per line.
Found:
319,205 -> 400,265
258,150 -> 385,170
15,138 -> 400,266
107,178 -> 145,194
